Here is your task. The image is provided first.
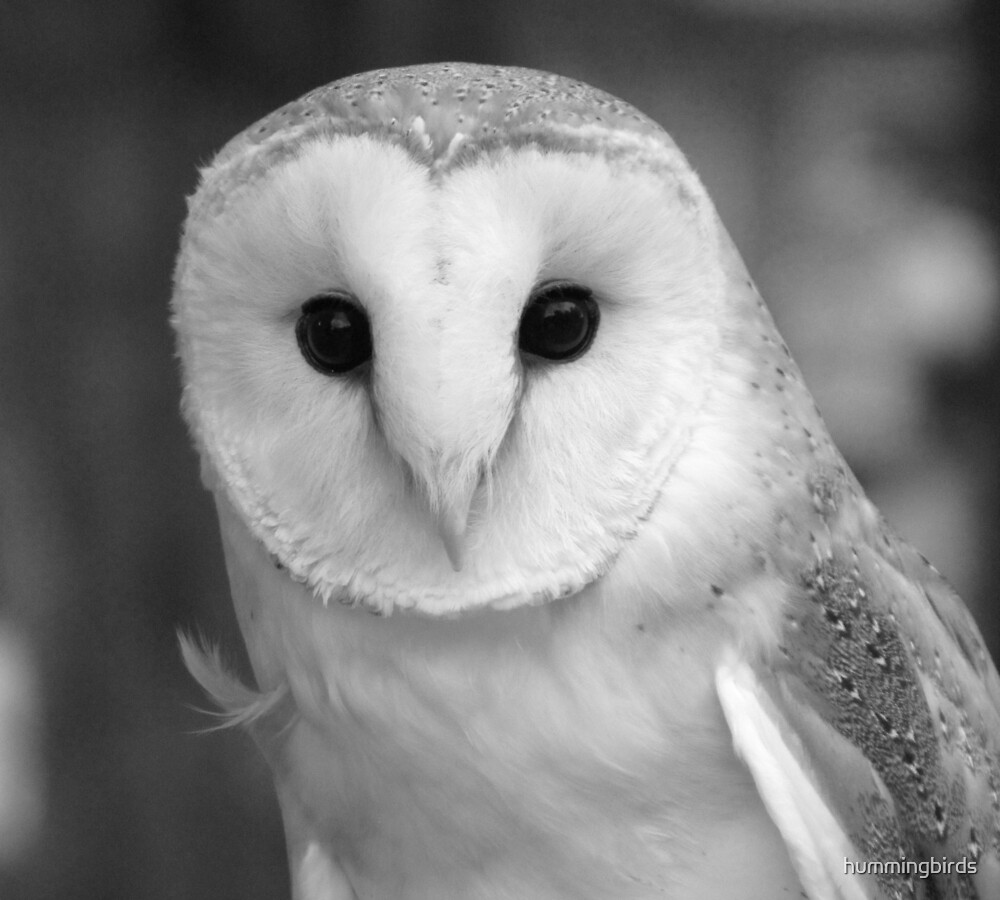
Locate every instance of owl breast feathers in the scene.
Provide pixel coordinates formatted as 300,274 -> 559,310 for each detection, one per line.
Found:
172,63 -> 1000,899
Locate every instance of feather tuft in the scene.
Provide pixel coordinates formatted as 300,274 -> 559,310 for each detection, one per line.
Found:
178,631 -> 287,731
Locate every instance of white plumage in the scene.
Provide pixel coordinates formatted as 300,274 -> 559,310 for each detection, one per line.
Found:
173,64 -> 1000,899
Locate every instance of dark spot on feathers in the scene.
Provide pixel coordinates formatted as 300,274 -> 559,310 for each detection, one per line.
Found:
866,641 -> 888,668
933,801 -> 946,837
969,827 -> 981,861
875,711 -> 895,735
825,606 -> 851,637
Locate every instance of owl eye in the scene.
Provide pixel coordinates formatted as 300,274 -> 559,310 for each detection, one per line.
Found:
518,282 -> 599,362
296,293 -> 373,375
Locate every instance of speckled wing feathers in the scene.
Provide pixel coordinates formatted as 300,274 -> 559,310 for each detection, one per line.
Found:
725,530 -> 1000,899
706,221 -> 1000,898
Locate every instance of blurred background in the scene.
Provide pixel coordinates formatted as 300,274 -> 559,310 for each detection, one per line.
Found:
0,0 -> 997,897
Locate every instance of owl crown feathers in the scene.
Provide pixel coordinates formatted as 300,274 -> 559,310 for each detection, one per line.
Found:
191,64 -> 686,223
224,62 -> 669,162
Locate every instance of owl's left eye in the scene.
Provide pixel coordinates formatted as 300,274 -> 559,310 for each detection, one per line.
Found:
296,293 -> 372,375
518,282 -> 599,363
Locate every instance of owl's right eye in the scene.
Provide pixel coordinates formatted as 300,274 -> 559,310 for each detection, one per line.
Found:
296,293 -> 373,375
518,281 -> 599,362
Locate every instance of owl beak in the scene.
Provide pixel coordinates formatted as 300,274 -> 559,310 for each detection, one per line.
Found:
436,502 -> 469,571
432,473 -> 482,572
425,457 -> 482,571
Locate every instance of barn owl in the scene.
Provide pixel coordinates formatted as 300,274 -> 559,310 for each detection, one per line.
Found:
172,63 -> 1000,899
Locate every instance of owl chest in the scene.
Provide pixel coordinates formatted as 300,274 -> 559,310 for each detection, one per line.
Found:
272,606 -> 800,899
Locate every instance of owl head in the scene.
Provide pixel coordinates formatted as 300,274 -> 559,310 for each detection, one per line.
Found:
172,63 -> 804,616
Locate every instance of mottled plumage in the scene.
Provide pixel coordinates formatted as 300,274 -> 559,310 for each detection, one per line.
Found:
173,64 -> 1000,899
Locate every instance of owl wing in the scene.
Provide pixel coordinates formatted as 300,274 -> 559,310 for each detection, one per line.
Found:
716,527 -> 1000,900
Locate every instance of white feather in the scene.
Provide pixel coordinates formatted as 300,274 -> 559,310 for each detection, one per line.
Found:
715,657 -> 872,900
178,631 -> 286,730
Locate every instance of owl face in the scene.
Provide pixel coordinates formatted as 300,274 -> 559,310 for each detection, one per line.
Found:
173,64 -> 731,615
